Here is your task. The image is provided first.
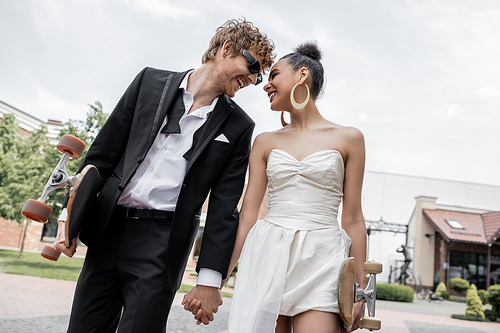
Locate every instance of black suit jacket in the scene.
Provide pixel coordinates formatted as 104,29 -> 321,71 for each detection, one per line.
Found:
75,67 -> 254,291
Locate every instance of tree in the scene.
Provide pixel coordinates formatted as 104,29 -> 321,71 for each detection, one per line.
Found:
0,102 -> 108,258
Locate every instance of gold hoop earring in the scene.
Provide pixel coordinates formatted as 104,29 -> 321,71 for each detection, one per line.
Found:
280,111 -> 288,127
290,83 -> 310,109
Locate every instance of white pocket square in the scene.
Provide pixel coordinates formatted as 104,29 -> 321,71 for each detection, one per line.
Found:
214,133 -> 229,143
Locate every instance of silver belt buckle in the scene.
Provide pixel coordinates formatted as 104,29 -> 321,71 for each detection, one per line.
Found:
126,207 -> 139,219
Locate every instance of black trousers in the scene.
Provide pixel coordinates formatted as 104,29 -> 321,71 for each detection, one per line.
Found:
67,207 -> 175,333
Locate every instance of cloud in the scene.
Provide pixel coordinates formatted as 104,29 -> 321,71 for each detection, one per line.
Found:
437,104 -> 464,120
124,0 -> 198,19
358,113 -> 370,122
476,86 -> 500,98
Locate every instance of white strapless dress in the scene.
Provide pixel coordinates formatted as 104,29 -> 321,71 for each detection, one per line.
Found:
228,149 -> 351,333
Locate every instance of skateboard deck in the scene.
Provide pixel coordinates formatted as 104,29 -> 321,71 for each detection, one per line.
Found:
65,164 -> 100,247
338,257 -> 356,326
338,257 -> 382,330
20,134 -> 100,260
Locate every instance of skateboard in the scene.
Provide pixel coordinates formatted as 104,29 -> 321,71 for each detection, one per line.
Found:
21,134 -> 100,261
338,257 -> 383,331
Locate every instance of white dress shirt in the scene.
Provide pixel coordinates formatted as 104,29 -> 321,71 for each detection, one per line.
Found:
61,71 -> 222,288
117,71 -> 218,210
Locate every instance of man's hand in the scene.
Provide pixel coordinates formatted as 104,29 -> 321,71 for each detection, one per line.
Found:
181,285 -> 222,325
53,221 -> 78,257
341,301 -> 364,333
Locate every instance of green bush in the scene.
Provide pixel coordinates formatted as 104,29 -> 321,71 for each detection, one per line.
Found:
435,282 -> 447,297
377,283 -> 414,302
484,309 -> 497,322
441,291 -> 450,300
451,314 -> 490,322
465,284 -> 485,319
488,285 -> 500,319
450,278 -> 470,295
477,289 -> 489,305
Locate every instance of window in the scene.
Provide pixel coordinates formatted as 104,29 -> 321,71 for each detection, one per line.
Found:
446,219 -> 465,229
449,251 -> 487,290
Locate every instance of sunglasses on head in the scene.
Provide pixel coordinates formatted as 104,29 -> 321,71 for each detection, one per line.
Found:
242,49 -> 262,85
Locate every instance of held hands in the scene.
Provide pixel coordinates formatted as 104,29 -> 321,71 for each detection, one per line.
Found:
181,285 -> 223,325
53,221 -> 78,257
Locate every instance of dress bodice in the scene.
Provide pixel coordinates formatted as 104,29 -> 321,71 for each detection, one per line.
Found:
264,149 -> 345,230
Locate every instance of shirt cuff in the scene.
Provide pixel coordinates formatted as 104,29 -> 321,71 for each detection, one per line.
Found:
197,268 -> 222,288
58,208 -> 68,222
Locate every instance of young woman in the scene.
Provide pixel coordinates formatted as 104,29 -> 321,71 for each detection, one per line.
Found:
189,42 -> 367,333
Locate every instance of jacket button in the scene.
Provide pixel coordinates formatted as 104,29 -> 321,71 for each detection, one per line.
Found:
118,185 -> 124,191
137,157 -> 143,163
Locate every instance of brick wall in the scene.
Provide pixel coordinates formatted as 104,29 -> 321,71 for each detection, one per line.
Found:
0,217 -> 45,250
0,216 -> 87,256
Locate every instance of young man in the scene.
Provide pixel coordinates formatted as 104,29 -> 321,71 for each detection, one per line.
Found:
55,19 -> 275,332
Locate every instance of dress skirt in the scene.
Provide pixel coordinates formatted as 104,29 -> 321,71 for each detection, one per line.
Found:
227,218 -> 351,333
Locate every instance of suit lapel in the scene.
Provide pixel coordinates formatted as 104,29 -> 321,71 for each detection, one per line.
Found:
185,94 -> 233,173
149,70 -> 191,147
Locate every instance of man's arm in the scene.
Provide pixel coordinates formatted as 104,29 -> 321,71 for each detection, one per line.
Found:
183,121 -> 255,324
54,68 -> 147,256
197,122 -> 254,278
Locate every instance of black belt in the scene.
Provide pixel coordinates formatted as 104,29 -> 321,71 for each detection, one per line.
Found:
123,207 -> 174,221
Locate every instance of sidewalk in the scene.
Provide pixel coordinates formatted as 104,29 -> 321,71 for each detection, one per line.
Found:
0,271 -> 231,333
1,271 -> 499,332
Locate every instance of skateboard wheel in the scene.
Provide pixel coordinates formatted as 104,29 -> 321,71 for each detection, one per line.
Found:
360,317 -> 381,330
41,245 -> 61,261
21,199 -> 52,223
57,135 -> 85,158
364,262 -> 383,274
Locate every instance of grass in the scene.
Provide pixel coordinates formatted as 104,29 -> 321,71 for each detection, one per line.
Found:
0,248 -> 84,281
0,249 -> 233,297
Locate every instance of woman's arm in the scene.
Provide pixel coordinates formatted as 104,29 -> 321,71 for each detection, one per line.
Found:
340,127 -> 367,333
341,127 -> 367,286
225,133 -> 270,279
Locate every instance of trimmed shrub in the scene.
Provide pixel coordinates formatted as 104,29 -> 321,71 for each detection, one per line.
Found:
450,278 -> 470,295
377,283 -> 414,302
434,282 -> 448,297
488,285 -> 500,319
477,289 -> 489,305
484,309 -> 497,322
465,284 -> 485,319
451,314 -> 490,322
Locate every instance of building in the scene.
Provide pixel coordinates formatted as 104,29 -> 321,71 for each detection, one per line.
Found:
361,171 -> 500,284
0,100 -> 64,143
408,196 -> 500,290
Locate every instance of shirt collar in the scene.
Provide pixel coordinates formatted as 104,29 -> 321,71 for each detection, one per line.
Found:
181,70 -> 218,119
179,70 -> 194,91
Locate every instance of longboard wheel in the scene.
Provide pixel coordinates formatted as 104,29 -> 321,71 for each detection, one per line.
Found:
364,262 -> 383,274
41,245 -> 61,261
360,317 -> 381,330
57,135 -> 85,158
21,199 -> 52,223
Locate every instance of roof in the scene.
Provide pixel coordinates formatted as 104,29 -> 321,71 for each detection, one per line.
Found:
423,209 -> 500,245
483,212 -> 500,245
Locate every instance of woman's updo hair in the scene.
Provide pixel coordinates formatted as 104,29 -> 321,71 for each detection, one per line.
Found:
280,42 -> 325,100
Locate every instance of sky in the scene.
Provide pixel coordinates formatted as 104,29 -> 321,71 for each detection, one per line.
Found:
2,0 -> 500,186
